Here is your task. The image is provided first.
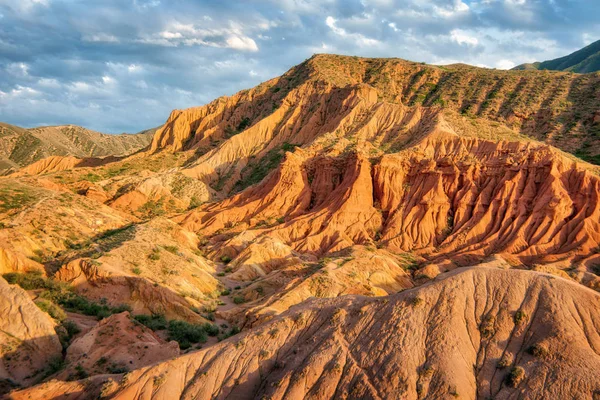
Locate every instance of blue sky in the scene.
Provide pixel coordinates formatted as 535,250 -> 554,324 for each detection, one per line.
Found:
0,0 -> 598,133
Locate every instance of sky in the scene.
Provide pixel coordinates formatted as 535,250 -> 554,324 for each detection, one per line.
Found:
0,0 -> 598,134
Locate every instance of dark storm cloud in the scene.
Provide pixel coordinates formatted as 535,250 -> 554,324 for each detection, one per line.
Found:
0,0 -> 597,133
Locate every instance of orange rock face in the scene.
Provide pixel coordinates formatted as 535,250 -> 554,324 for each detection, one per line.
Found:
4,54 -> 600,400
0,278 -> 62,391
13,267 -> 600,400
56,312 -> 178,380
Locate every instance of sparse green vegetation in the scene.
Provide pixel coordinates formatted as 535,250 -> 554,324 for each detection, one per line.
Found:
148,248 -> 161,261
514,310 -> 527,325
527,343 -> 549,359
163,245 -> 179,255
0,186 -> 36,213
139,198 -> 166,219
4,271 -> 131,320
188,195 -> 203,210
506,366 -> 525,387
233,296 -> 246,304
35,299 -> 66,321
167,320 -> 219,350
232,143 -> 299,192
220,255 -> 232,264
133,314 -> 167,331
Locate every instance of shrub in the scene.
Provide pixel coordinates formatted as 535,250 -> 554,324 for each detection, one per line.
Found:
35,299 -> 66,321
527,343 -> 549,359
221,289 -> 231,296
3,270 -> 46,290
203,323 -> 220,337
131,267 -> 142,275
514,310 -> 527,325
496,355 -> 511,369
43,356 -> 65,378
480,315 -> 496,338
220,255 -> 232,264
163,245 -> 179,255
7,272 -> 129,320
107,363 -> 129,374
506,366 -> 525,387
73,365 -> 88,380
133,314 -> 167,331
61,320 -> 81,339
148,248 -> 161,261
233,296 -> 245,305
167,320 -> 209,350
188,196 -> 203,210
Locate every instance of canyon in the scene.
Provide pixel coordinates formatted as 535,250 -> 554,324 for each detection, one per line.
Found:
1,54 -> 600,399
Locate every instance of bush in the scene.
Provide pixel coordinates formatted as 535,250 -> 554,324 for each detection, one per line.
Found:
43,356 -> 65,378
35,299 -> 66,321
3,270 -> 46,290
107,363 -> 128,374
506,366 -> 525,387
204,323 -> 220,337
188,196 -> 202,210
133,314 -> 167,331
514,310 -> 527,325
220,255 -> 232,264
131,267 -> 142,275
527,343 -> 549,359
148,248 -> 161,261
163,245 -> 179,255
61,320 -> 81,339
7,272 -> 129,321
167,320 -> 209,350
233,296 -> 245,305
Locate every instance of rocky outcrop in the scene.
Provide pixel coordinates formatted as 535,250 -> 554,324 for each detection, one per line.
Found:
57,312 -> 178,379
14,267 -> 600,399
0,277 -> 62,390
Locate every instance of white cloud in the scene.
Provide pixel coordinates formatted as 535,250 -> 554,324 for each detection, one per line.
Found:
325,16 -> 380,47
434,0 -> 469,17
6,63 -> 29,77
83,33 -> 120,43
127,64 -> 142,73
226,36 -> 259,52
496,59 -> 516,69
139,23 -> 259,51
450,29 -> 479,46
37,78 -> 60,88
0,0 -> 49,13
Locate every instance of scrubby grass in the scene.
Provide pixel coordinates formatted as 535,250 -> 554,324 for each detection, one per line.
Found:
133,314 -> 167,331
0,186 -> 37,214
133,314 -> 219,350
506,366 -> 525,387
167,320 -> 220,350
35,299 -> 66,321
3,271 -> 131,320
232,143 -> 299,192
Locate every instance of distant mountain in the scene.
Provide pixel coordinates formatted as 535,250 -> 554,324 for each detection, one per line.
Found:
513,39 -> 600,73
0,123 -> 156,173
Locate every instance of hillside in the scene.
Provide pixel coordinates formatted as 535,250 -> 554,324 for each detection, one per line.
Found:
3,54 -> 600,399
13,267 -> 600,399
514,39 -> 600,73
0,123 -> 155,174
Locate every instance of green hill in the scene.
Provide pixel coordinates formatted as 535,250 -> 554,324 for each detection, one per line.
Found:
514,39 -> 600,73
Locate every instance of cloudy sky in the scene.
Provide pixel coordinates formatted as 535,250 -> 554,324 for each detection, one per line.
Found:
0,0 -> 598,133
